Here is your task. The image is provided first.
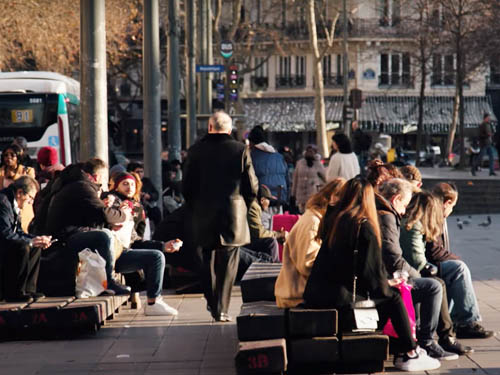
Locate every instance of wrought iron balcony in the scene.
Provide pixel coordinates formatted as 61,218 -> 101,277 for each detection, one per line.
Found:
275,75 -> 306,89
323,74 -> 344,88
251,76 -> 269,91
378,73 -> 414,88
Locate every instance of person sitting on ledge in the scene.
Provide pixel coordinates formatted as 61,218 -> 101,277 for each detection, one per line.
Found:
0,176 -> 52,302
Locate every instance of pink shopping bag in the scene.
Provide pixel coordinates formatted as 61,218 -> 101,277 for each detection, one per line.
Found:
382,281 -> 417,339
271,211 -> 300,261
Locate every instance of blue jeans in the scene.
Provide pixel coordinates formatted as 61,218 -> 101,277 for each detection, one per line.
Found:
115,249 -> 165,299
67,230 -> 114,281
412,277 -> 442,346
440,260 -> 481,325
474,144 -> 495,174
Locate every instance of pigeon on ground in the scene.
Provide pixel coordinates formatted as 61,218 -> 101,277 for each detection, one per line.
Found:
478,216 -> 492,227
462,218 -> 471,225
457,218 -> 464,230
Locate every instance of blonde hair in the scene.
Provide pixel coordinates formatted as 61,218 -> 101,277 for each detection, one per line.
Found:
306,178 -> 346,215
404,191 -> 444,242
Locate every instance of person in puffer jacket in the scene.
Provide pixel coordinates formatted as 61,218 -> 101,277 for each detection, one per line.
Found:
248,125 -> 289,206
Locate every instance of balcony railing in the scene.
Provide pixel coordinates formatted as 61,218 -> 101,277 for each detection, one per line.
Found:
378,73 -> 413,88
251,76 -> 269,91
431,74 -> 456,87
323,74 -> 344,88
276,75 -> 306,89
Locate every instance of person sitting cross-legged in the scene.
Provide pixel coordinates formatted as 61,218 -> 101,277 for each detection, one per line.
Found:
0,176 -> 52,302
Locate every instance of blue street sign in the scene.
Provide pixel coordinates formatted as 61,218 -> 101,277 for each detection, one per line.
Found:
196,64 -> 225,73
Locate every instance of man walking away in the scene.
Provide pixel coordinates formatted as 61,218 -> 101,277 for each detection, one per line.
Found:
472,113 -> 496,176
183,111 -> 259,322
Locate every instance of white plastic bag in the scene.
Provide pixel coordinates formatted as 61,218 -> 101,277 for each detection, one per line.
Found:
75,249 -> 107,298
113,220 -> 135,249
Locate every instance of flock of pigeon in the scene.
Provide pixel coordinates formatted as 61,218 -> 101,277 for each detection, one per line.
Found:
456,216 -> 492,230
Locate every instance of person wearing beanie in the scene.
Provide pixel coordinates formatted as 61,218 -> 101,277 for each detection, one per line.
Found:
36,146 -> 64,189
104,171 -> 181,316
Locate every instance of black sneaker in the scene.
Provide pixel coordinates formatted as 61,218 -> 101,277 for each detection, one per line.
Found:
490,172 -> 497,176
421,341 -> 459,361
439,336 -> 474,355
456,322 -> 495,339
108,280 -> 131,296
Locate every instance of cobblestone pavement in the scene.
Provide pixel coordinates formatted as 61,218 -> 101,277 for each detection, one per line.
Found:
0,214 -> 499,375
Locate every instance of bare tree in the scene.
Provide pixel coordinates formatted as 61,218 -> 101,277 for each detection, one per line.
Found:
438,0 -> 492,168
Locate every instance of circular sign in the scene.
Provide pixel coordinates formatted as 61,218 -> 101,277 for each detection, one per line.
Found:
220,40 -> 233,59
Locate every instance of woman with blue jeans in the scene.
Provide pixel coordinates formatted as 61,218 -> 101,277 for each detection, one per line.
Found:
106,172 -> 182,316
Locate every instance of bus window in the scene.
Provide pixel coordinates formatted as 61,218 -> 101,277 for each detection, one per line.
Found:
68,102 -> 80,163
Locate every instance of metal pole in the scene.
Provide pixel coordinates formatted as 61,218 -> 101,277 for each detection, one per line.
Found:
143,0 -> 163,212
80,0 -> 108,166
185,0 -> 197,147
198,0 -> 212,132
342,0 -> 350,138
167,0 -> 182,161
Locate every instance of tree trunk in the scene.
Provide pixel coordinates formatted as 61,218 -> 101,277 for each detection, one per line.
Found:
416,54 -> 426,167
446,90 -> 460,163
306,0 -> 328,159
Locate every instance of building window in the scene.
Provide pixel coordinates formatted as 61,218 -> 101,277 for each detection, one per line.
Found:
379,0 -> 401,26
276,56 -> 306,88
432,54 -> 455,86
489,62 -> 500,87
379,53 -> 411,87
323,54 -> 343,87
251,57 -> 268,91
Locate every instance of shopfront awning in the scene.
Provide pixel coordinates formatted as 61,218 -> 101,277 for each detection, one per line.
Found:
242,95 -> 497,134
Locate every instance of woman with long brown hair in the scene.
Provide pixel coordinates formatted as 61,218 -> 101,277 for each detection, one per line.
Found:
275,178 -> 346,308
400,191 -> 444,272
304,177 -> 440,372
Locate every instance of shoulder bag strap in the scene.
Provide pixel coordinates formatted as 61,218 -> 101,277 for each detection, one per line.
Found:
352,219 -> 367,304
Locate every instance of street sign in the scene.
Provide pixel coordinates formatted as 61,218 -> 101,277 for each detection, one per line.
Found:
196,64 -> 225,73
220,40 -> 233,59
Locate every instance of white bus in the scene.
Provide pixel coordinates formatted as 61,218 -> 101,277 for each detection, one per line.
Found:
0,71 -> 80,165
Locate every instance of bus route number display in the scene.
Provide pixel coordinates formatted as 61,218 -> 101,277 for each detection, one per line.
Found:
11,109 -> 33,123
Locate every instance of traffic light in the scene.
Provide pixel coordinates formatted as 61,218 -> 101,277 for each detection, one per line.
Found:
216,79 -> 225,102
349,88 -> 363,109
228,65 -> 238,101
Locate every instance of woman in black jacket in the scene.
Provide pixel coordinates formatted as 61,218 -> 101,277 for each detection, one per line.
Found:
303,177 -> 440,372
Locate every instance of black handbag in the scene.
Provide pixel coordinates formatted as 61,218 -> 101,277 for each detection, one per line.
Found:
347,220 -> 379,332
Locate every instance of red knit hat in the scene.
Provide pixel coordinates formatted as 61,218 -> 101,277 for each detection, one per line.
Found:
37,146 -> 58,166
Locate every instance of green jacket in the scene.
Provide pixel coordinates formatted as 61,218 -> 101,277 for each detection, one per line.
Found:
399,219 -> 427,272
247,199 -> 277,240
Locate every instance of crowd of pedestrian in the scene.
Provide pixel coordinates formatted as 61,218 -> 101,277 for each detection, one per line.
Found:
0,114 -> 496,372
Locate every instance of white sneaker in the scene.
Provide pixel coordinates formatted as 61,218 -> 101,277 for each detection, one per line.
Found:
394,348 -> 441,372
144,298 -> 178,316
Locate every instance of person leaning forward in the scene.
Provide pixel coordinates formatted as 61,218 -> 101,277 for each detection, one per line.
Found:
0,176 -> 52,302
183,111 -> 259,322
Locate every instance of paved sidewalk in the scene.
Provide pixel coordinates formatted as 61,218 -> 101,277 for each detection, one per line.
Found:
0,215 -> 499,375
419,166 -> 500,180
